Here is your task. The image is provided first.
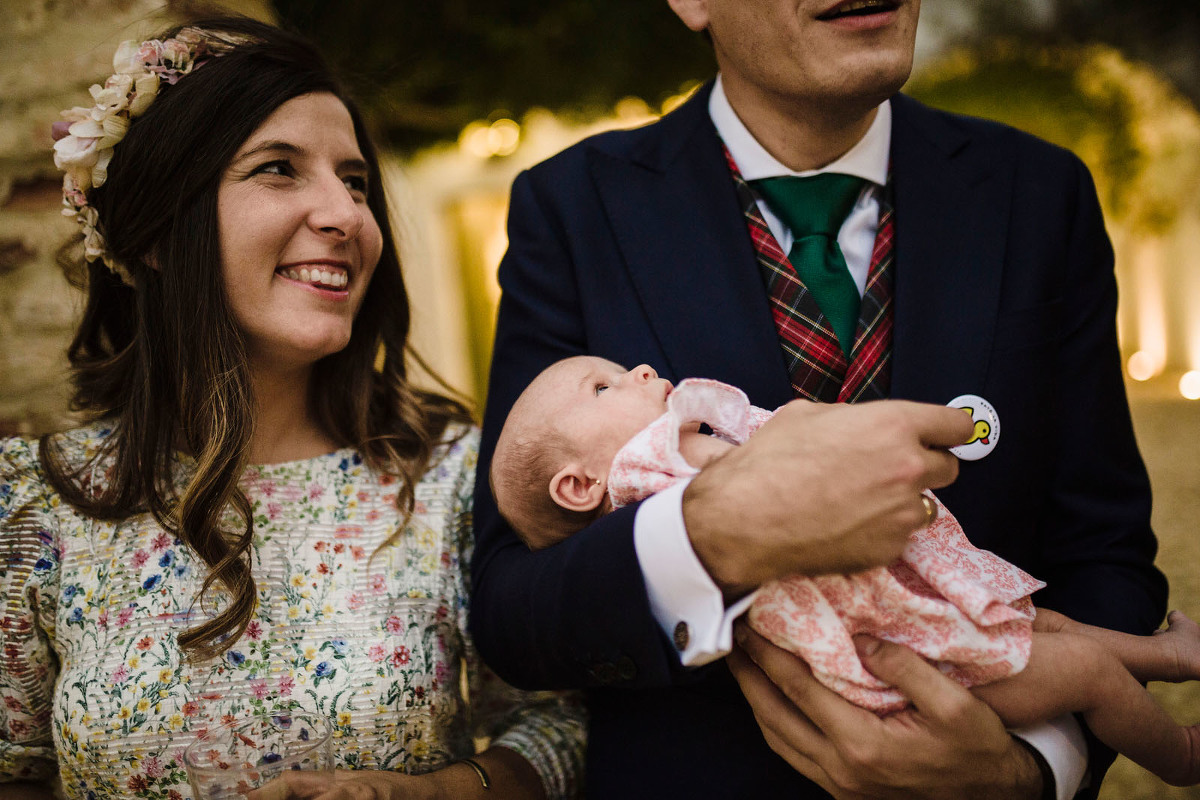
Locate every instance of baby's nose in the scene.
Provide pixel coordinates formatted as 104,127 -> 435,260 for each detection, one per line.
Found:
629,364 -> 657,382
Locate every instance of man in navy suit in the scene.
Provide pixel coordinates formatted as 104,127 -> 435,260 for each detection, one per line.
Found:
469,1 -> 1167,797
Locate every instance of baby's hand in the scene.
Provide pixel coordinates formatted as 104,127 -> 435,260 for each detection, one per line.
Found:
1158,610 -> 1200,683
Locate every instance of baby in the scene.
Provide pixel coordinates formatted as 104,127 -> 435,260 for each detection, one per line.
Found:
491,354 -> 1200,786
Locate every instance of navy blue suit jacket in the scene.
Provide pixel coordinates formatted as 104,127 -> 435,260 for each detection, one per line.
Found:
470,84 -> 1168,798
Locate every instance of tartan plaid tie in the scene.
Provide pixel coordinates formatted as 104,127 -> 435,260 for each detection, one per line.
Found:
723,145 -> 894,404
752,174 -> 866,358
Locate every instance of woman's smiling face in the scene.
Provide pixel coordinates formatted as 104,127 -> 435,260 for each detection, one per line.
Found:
217,91 -> 383,372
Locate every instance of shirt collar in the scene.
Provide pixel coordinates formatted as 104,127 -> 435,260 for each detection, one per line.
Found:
708,74 -> 891,187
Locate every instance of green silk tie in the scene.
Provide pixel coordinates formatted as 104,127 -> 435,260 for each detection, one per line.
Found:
753,173 -> 866,358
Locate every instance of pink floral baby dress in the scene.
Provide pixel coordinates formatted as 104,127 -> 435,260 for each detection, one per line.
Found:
607,379 -> 1045,713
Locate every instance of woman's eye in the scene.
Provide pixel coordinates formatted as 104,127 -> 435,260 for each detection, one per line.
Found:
253,160 -> 292,178
343,174 -> 369,194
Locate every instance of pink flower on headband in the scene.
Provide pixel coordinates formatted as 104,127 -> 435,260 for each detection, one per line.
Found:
53,27 -> 245,284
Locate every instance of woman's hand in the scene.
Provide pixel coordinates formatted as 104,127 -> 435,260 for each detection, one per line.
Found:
248,770 -> 439,800
727,623 -> 1044,799
2,780 -> 58,800
247,747 -> 546,800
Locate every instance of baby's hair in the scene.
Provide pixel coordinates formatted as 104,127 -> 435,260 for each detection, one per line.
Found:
491,422 -> 604,550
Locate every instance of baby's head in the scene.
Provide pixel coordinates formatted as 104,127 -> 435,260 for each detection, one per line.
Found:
491,356 -> 673,550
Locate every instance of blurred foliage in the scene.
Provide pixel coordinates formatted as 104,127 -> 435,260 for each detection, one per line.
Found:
907,44 -> 1141,217
908,41 -> 1200,234
271,0 -> 713,152
269,0 -> 1200,227
952,0 -> 1200,112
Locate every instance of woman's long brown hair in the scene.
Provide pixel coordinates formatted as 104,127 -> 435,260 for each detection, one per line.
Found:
40,17 -> 471,661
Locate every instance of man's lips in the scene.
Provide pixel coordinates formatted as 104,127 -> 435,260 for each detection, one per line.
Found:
816,0 -> 901,21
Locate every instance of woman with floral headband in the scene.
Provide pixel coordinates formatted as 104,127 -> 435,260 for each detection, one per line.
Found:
0,17 -> 583,800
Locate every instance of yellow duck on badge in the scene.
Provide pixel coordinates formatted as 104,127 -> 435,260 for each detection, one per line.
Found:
959,407 -> 992,445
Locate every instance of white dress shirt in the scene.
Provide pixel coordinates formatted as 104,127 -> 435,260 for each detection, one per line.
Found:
632,75 -> 1088,800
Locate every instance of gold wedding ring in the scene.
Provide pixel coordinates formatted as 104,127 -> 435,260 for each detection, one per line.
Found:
920,494 -> 938,527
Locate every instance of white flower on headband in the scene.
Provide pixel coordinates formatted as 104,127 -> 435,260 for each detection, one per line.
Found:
53,27 -> 240,284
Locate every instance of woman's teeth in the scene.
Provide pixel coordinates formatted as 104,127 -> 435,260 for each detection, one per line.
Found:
281,267 -> 348,288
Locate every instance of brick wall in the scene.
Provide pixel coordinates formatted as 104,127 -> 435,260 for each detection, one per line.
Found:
0,0 -> 271,437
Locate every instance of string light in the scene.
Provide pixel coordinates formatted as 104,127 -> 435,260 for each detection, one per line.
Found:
1126,351 -> 1158,382
458,118 -> 521,159
1180,371 -> 1200,401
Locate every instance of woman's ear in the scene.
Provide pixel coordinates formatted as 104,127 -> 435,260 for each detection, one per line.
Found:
549,465 -> 606,513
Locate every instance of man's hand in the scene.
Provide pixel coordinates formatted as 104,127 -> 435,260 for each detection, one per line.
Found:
727,624 -> 1044,800
684,399 -> 973,597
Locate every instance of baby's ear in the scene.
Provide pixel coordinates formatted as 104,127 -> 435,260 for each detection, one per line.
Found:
549,465 -> 606,513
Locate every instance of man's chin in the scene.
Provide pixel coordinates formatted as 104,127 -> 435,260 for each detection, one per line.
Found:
837,62 -> 915,109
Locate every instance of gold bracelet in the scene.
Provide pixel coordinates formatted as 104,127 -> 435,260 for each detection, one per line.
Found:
459,757 -> 492,790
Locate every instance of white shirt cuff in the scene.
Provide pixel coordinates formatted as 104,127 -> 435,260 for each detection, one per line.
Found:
1011,715 -> 1089,800
633,479 -> 757,667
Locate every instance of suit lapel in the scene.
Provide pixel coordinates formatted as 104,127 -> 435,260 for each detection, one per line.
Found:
587,86 -> 794,408
889,94 -> 1013,405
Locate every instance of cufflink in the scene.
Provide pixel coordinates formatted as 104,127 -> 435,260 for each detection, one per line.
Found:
593,662 -> 618,684
673,620 -> 690,652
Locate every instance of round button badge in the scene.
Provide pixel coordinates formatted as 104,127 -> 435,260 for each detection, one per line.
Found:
946,394 -> 999,461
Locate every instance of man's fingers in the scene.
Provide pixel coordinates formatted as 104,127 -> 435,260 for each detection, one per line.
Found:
729,638 -> 875,800
733,625 -> 878,743
903,401 -> 976,450
728,644 -> 846,795
853,635 -> 974,718
728,636 -> 832,759
919,447 -> 961,491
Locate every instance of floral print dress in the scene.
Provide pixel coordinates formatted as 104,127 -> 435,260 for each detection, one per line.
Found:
0,423 -> 584,799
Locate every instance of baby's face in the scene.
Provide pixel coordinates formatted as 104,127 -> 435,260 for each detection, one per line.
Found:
537,356 -> 673,466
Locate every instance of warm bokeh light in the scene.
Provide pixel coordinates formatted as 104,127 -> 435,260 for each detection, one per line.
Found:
614,97 -> 654,122
424,67 -> 1200,411
1127,350 -> 1159,381
481,223 -> 508,307
487,119 -> 521,157
458,121 -> 492,158
458,118 -> 522,159
1130,238 -> 1171,381
1180,370 -> 1200,400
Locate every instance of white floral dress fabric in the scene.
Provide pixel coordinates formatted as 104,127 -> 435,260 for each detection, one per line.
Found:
608,379 -> 1045,713
0,423 -> 584,799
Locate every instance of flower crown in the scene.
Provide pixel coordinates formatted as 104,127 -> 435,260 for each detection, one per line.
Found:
52,28 -> 246,285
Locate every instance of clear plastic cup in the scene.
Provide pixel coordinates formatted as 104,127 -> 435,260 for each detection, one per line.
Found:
184,712 -> 333,799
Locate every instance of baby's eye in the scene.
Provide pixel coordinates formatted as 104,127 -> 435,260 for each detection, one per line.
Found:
594,384 -> 609,396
